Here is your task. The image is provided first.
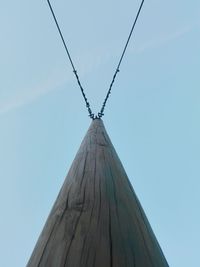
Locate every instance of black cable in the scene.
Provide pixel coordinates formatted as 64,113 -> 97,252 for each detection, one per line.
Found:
98,0 -> 145,118
47,0 -> 94,119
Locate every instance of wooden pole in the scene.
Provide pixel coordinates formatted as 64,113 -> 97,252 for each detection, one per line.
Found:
27,119 -> 169,267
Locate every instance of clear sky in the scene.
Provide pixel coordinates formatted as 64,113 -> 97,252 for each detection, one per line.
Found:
0,1 -> 200,266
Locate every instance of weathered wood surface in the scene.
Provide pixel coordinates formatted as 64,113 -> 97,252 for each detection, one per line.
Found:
27,119 -> 169,267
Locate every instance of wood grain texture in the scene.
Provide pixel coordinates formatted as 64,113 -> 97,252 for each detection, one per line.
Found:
27,119 -> 169,267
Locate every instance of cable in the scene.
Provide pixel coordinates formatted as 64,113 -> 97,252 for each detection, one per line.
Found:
98,0 -> 145,118
46,0 -> 145,119
47,0 -> 94,119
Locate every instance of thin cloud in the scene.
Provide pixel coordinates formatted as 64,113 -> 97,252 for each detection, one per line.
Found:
0,76 -> 69,115
134,23 -> 197,54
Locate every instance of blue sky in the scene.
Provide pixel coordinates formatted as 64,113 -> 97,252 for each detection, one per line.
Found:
0,1 -> 200,266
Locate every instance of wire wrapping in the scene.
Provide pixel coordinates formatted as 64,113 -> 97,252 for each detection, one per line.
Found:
47,0 -> 145,119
